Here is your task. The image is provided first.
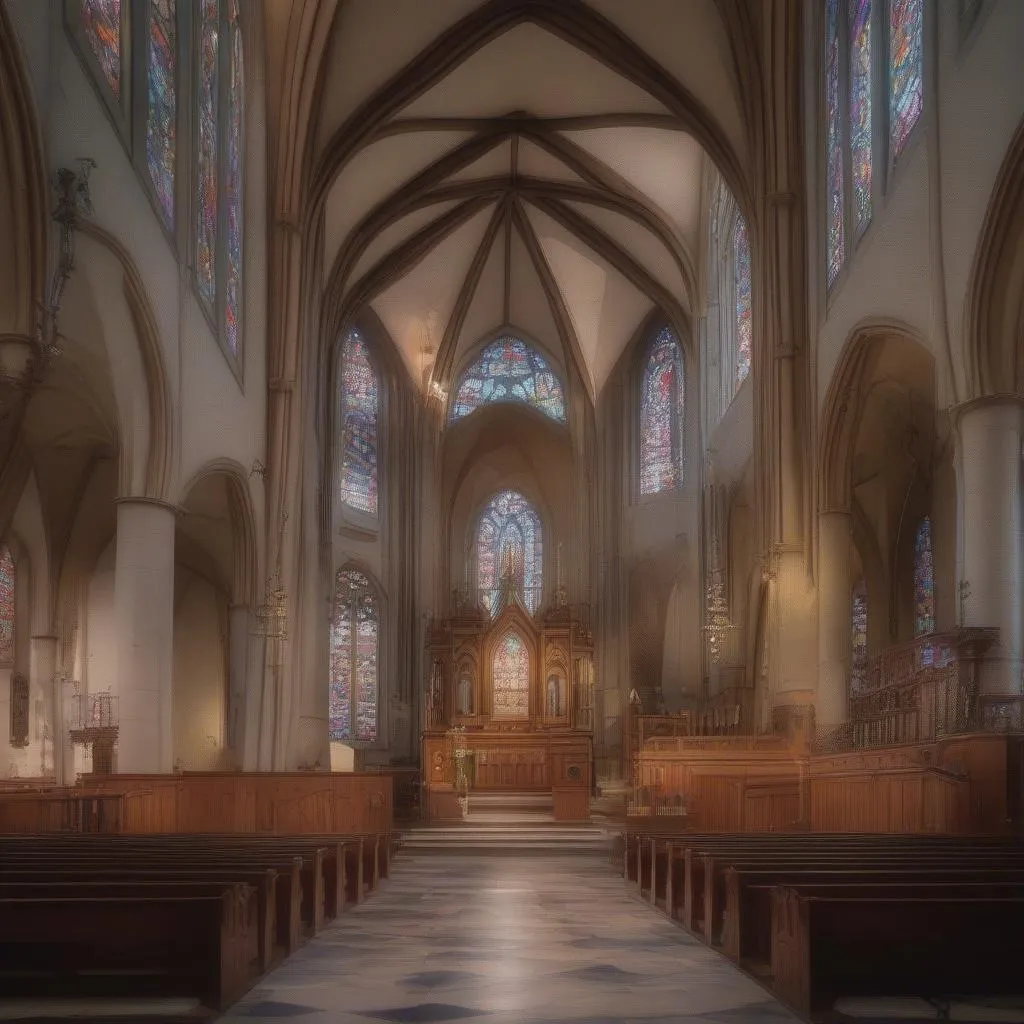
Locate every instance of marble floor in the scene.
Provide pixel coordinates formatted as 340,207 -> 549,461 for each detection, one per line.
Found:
218,852 -> 800,1024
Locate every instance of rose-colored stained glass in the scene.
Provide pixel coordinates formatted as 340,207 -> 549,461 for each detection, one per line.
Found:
733,215 -> 752,390
889,0 -> 923,160
0,546 -> 14,664
195,0 -> 219,310
329,569 -> 378,742
339,330 -> 379,517
825,0 -> 845,287
146,0 -> 177,228
451,336 -> 565,423
82,0 -> 122,98
477,490 -> 542,616
639,326 -> 684,495
492,632 -> 530,718
225,3 -> 243,355
850,0 -> 873,237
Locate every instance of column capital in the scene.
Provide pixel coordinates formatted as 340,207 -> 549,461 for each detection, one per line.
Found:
950,392 -> 1024,426
818,506 -> 853,519
114,495 -> 182,516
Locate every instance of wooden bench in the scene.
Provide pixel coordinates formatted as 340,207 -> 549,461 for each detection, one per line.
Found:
724,870 -> 1024,965
0,828 -> 394,1013
0,888 -> 257,1010
771,888 -> 1024,1017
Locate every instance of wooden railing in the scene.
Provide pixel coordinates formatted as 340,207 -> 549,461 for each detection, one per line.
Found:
0,792 -> 124,834
813,628 -> 1000,754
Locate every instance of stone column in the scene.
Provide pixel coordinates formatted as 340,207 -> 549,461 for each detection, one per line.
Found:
29,634 -> 58,778
816,512 -> 853,728
227,604 -> 250,759
956,397 -> 1024,699
113,498 -> 176,773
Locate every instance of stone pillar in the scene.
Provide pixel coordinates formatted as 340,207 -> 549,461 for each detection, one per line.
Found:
816,512 -> 853,728
29,634 -> 58,778
227,604 -> 250,758
113,498 -> 176,773
956,397 -> 1024,699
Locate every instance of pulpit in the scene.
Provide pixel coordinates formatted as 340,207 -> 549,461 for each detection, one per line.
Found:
422,582 -> 595,822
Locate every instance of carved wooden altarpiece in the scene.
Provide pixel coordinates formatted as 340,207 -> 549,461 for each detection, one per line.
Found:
422,583 -> 594,821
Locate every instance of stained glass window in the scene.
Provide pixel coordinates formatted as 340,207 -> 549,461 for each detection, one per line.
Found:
850,0 -> 873,237
825,0 -> 845,288
225,1 -> 243,355
329,569 -> 379,742
492,632 -> 530,718
146,0 -> 177,228
82,0 -> 122,99
195,0 -> 219,310
339,330 -> 379,517
733,215 -> 752,391
851,578 -> 868,693
639,326 -> 685,496
451,337 -> 565,424
0,546 -> 14,665
914,515 -> 935,666
477,490 -> 543,616
889,0 -> 923,160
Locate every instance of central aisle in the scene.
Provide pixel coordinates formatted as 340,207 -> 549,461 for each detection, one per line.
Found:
220,852 -> 799,1024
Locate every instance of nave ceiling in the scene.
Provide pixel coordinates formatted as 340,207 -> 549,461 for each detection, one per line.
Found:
302,0 -> 751,398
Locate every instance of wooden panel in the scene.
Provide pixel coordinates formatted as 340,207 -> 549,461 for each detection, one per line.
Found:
13,772 -> 395,835
552,786 -> 590,821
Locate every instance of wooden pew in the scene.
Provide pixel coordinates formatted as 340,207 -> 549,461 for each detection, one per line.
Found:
723,870 -> 1024,965
0,887 -> 257,1010
770,888 -> 1024,1017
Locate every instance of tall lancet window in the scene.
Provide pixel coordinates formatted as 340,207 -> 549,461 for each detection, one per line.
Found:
82,0 -> 123,98
825,0 -> 845,287
476,491 -> 543,616
146,0 -> 178,228
913,516 -> 935,666
851,577 -> 868,692
849,0 -> 874,238
639,326 -> 685,496
196,0 -> 245,358
0,545 -> 15,666
733,215 -> 752,390
339,329 -> 380,518
329,568 -> 379,742
889,0 -> 923,160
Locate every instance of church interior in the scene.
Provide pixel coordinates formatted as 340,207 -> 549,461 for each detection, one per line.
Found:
1,0 -> 1023,1021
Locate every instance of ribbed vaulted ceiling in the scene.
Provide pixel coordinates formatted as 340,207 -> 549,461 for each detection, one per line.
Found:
314,0 -> 747,398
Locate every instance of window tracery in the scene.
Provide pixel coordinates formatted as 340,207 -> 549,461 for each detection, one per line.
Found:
476,490 -> 543,616
639,326 -> 685,496
338,329 -> 380,518
329,568 -> 379,743
451,337 -> 565,425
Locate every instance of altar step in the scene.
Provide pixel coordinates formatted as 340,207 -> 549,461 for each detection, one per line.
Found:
465,791 -> 556,823
398,823 -> 613,857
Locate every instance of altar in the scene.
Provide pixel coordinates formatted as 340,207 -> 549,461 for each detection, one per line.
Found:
421,582 -> 595,822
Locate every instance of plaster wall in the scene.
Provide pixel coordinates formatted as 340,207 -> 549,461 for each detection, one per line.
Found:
172,567 -> 231,771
